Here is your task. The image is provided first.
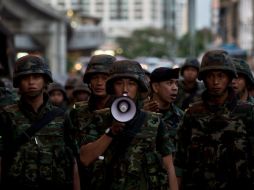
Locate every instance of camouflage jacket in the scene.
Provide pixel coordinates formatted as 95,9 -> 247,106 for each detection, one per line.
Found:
0,95 -> 74,190
159,103 -> 184,152
174,88 -> 254,190
175,80 -> 205,111
68,105 -> 173,190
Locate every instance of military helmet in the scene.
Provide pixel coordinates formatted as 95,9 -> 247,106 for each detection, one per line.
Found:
73,82 -> 91,96
65,76 -> 79,89
13,54 -> 53,87
47,82 -> 68,100
198,49 -> 237,80
83,54 -> 116,83
232,58 -> 254,85
181,57 -> 200,76
106,60 -> 149,94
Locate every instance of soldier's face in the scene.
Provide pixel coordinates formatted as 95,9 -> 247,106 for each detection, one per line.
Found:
49,90 -> 64,106
19,74 -> 45,98
204,71 -> 230,97
183,67 -> 198,82
232,74 -> 247,95
113,78 -> 138,99
90,73 -> 108,97
152,79 -> 178,104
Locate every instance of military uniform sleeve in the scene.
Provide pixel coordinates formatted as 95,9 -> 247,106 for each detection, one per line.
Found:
156,119 -> 174,157
174,110 -> 192,177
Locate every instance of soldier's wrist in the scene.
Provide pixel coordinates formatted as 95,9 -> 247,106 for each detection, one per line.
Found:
105,127 -> 116,138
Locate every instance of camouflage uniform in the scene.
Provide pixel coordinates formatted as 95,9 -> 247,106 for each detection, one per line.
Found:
175,58 -> 205,110
69,60 -> 174,190
174,50 -> 254,190
65,54 -> 116,190
232,58 -> 254,104
160,103 -> 184,152
0,55 -> 75,190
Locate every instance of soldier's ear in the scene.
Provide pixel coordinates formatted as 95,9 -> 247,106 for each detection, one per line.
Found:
151,83 -> 159,93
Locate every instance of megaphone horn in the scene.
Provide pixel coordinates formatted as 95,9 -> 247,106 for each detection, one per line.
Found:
111,94 -> 136,123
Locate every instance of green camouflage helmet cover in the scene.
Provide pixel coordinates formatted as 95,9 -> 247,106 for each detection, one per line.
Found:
232,58 -> 254,85
106,60 -> 149,94
198,49 -> 237,80
47,82 -> 68,100
83,54 -> 116,83
13,54 -> 53,87
181,57 -> 200,75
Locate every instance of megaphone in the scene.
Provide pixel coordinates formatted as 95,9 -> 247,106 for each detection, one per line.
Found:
111,93 -> 137,122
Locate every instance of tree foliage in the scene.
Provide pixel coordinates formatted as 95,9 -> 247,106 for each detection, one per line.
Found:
116,27 -> 212,59
177,28 -> 212,57
116,27 -> 176,59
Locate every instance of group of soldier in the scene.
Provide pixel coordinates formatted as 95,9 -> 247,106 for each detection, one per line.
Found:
0,49 -> 254,190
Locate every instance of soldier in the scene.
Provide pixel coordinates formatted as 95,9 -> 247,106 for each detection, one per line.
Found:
231,58 -> 254,103
65,76 -> 80,107
78,60 -> 178,190
143,67 -> 184,153
72,81 -> 91,102
0,55 -> 78,190
64,54 -> 116,189
174,50 -> 254,190
47,81 -> 69,111
175,57 -> 205,110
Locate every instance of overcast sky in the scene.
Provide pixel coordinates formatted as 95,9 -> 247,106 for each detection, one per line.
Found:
196,0 -> 211,29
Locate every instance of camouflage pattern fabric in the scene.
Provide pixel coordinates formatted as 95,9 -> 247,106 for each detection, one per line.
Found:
66,105 -> 173,190
174,88 -> 254,190
0,87 -> 18,107
175,80 -> 205,110
159,103 -> 184,152
0,95 -> 74,190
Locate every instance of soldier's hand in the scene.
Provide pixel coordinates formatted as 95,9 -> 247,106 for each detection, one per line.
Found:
111,121 -> 125,135
143,100 -> 159,112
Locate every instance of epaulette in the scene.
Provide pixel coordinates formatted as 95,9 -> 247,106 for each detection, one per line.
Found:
94,108 -> 110,114
73,101 -> 88,109
141,109 -> 162,116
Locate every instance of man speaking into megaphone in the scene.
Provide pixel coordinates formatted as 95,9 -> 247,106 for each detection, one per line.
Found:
79,60 -> 178,190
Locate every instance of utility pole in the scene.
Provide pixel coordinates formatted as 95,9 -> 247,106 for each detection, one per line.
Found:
188,0 -> 196,56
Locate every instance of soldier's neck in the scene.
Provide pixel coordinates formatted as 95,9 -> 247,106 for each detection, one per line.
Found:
24,93 -> 44,113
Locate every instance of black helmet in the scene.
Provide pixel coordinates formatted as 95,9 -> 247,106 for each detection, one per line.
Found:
13,54 -> 52,87
232,58 -> 254,85
106,60 -> 149,94
198,49 -> 237,80
73,82 -> 91,96
47,82 -> 68,100
181,57 -> 200,76
83,54 -> 116,83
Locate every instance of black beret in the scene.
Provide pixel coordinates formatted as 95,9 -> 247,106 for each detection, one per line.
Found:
150,67 -> 179,83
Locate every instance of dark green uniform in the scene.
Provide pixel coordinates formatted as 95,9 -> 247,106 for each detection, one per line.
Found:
159,103 -> 184,152
0,95 -> 74,190
175,80 -> 205,110
72,107 -> 173,190
174,88 -> 254,189
175,50 -> 254,190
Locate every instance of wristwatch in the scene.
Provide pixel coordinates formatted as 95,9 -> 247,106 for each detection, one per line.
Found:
105,128 -> 116,138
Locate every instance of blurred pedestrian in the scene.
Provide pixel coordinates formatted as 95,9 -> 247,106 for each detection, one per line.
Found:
231,58 -> 254,103
47,81 -> 69,111
72,81 -> 91,102
175,57 -> 205,110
